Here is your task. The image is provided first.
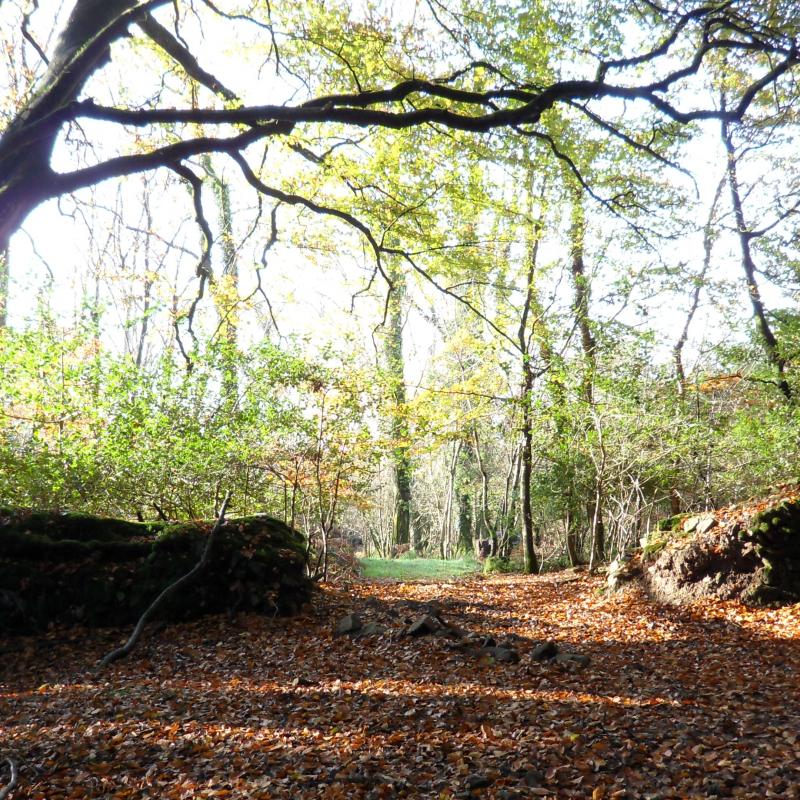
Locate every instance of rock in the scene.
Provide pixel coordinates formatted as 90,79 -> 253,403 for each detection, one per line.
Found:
434,625 -> 464,639
406,614 -> 441,636
356,621 -> 386,638
521,769 -> 545,787
532,640 -> 558,661
465,773 -> 493,790
697,516 -> 717,535
334,613 -> 362,637
683,516 -> 700,533
555,652 -> 591,666
479,646 -> 520,663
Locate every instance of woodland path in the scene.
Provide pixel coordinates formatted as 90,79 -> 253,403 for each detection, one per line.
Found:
1,573 -> 799,799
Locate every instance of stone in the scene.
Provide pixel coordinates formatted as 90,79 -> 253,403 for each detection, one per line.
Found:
683,516 -> 700,533
697,516 -> 717,535
407,614 -> 441,636
356,621 -> 386,638
479,646 -> 520,663
521,769 -> 545,787
333,613 -> 362,638
465,773 -> 493,790
532,640 -> 558,661
555,651 -> 591,666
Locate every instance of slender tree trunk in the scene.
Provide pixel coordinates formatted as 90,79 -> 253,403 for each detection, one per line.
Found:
570,186 -> 607,566
441,440 -> 461,558
722,119 -> 791,401
385,264 -> 413,547
565,505 -> 581,566
520,355 -> 538,573
206,161 -> 239,400
0,248 -> 8,328
472,428 -> 497,555
517,171 -> 544,575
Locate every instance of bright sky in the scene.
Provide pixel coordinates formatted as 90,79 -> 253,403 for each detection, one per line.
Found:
2,0 -> 797,391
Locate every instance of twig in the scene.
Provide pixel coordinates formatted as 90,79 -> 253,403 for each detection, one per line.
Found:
98,493 -> 232,670
0,757 -> 19,800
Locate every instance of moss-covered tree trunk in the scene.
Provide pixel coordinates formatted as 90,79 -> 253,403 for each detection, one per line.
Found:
384,264 -> 413,549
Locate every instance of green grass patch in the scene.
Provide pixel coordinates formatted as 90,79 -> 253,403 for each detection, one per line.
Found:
359,556 -> 480,580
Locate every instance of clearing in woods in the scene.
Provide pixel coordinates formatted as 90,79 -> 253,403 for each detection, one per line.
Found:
2,572 -> 799,798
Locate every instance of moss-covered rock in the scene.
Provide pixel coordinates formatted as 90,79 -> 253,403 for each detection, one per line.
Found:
744,499 -> 800,605
642,492 -> 800,607
0,508 -> 311,633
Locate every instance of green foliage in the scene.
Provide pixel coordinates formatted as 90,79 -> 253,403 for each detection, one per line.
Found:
0,324 -> 378,527
483,555 -> 520,574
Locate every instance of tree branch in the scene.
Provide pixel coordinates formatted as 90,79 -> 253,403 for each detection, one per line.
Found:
98,493 -> 232,670
138,12 -> 237,101
0,757 -> 19,800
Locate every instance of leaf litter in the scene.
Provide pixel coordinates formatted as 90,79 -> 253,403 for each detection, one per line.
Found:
1,572 -> 799,798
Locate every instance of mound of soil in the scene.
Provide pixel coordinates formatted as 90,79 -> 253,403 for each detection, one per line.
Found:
639,484 -> 800,606
0,507 -> 311,633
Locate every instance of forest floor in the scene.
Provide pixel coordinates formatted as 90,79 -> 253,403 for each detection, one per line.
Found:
2,572 -> 800,799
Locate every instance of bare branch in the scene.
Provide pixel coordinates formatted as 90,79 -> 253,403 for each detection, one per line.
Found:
0,757 -> 18,800
21,0 -> 49,65
138,12 -> 237,101
98,493 -> 232,670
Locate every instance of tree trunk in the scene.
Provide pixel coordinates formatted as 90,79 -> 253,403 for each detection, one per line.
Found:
721,119 -> 791,401
517,170 -> 544,575
0,249 -> 8,328
205,159 -> 239,400
570,186 -> 607,567
384,264 -> 413,547
520,356 -> 538,573
0,1 -> 153,252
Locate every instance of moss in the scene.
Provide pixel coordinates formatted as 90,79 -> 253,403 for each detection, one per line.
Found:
642,538 -> 668,561
1,508 -> 311,633
657,514 -> 685,533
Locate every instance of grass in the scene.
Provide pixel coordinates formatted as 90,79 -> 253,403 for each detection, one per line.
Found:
359,556 -> 480,580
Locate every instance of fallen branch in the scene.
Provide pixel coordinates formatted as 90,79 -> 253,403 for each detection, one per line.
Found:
0,757 -> 19,800
98,493 -> 232,670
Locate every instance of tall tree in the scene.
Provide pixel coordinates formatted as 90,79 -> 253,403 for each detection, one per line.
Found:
721,114 -> 792,401
383,262 -> 413,548
1,0 -> 796,283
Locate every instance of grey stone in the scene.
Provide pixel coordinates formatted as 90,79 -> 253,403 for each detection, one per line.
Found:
465,773 -> 493,790
555,651 -> 591,666
407,614 -> 441,636
697,516 -> 718,534
683,516 -> 700,533
333,613 -> 362,637
479,646 -> 520,663
532,640 -> 558,661
522,769 -> 545,787
356,621 -> 386,638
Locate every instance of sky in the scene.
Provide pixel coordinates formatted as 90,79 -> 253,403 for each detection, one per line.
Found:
2,0 -> 798,392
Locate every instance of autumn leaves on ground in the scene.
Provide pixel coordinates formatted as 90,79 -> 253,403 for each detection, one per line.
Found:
2,573 -> 800,800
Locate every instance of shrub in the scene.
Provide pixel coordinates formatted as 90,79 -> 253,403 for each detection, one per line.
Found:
483,556 -> 516,574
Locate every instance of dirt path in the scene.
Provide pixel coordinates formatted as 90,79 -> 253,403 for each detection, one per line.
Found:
2,573 -> 799,798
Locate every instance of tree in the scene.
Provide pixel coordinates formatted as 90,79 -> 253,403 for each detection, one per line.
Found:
1,0 -> 797,296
